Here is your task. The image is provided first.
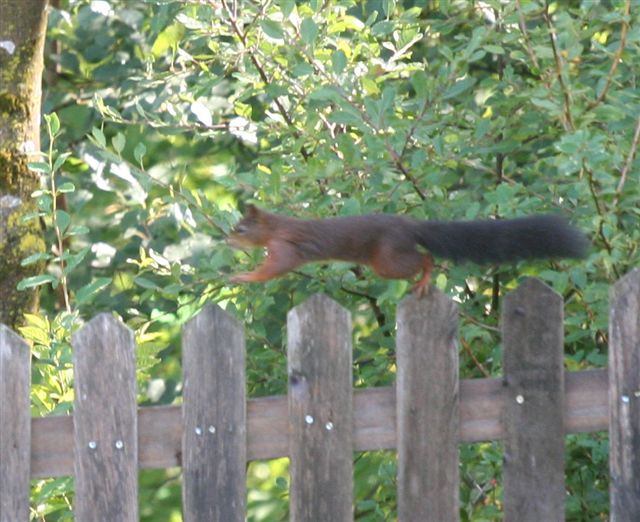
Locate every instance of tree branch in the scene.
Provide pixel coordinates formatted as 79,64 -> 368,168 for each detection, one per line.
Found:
543,2 -> 575,131
515,0 -> 540,72
614,114 -> 640,206
220,0 -> 311,161
460,337 -> 491,378
588,0 -> 631,110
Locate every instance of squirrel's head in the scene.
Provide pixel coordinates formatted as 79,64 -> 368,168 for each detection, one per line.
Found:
228,204 -> 271,247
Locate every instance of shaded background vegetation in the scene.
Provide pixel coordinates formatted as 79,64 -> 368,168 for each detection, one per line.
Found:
23,0 -> 638,519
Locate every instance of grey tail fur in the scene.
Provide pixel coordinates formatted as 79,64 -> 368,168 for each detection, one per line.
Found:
413,215 -> 588,264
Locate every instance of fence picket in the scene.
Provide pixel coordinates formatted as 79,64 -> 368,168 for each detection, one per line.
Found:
73,314 -> 138,521
287,294 -> 353,521
503,278 -> 565,521
182,304 -> 246,522
396,289 -> 459,522
0,326 -> 30,521
4,268 -> 640,519
609,268 -> 640,519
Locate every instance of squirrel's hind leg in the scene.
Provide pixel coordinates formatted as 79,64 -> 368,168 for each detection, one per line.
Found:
411,254 -> 434,297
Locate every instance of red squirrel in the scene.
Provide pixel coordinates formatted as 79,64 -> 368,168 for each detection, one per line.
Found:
228,204 -> 588,295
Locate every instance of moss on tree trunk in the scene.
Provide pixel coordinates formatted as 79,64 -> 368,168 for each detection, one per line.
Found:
0,0 -> 49,329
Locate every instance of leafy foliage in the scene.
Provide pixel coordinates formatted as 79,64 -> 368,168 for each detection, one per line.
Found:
21,0 -> 640,519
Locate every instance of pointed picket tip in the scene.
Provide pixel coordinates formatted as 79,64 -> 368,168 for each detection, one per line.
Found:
397,286 -> 456,319
72,312 -> 133,346
505,277 -> 562,304
184,303 -> 242,336
396,286 -> 458,355
287,293 -> 352,366
0,323 -> 29,360
287,293 -> 350,324
610,267 -> 640,302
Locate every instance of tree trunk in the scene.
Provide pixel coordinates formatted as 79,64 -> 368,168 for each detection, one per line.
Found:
0,0 -> 49,329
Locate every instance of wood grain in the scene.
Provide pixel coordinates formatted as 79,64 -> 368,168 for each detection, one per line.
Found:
0,325 -> 31,520
503,278 -> 565,521
396,289 -> 459,522
181,304 -> 246,522
72,314 -> 138,520
609,268 -> 640,519
29,368 -> 608,478
287,294 -> 353,521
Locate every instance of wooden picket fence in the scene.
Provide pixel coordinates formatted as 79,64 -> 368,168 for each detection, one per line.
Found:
1,270 -> 640,521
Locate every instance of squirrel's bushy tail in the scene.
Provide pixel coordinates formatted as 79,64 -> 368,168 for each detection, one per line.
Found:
414,215 -> 588,264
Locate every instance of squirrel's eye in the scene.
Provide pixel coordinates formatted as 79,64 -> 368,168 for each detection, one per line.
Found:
235,224 -> 247,234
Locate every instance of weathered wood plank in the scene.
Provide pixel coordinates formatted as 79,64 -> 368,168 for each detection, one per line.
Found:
29,369 -> 609,478
609,268 -> 640,519
182,304 -> 246,522
287,294 -> 353,521
0,325 -> 31,520
503,278 -> 565,521
73,314 -> 138,521
396,289 -> 459,522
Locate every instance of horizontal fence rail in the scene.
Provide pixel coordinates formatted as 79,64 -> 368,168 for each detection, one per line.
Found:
28,367 -> 608,477
1,270 -> 640,521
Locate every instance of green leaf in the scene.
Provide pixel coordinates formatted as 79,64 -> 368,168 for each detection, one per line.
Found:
151,23 -> 184,56
234,102 -> 252,119
328,110 -> 363,126
57,182 -> 75,193
75,277 -> 112,305
531,98 -> 559,111
47,112 -> 60,135
483,44 -> 504,55
134,142 -> 147,164
52,152 -> 71,173
55,210 -> 71,234
300,17 -> 319,45
439,45 -> 454,62
28,162 -> 51,174
92,127 -> 106,148
20,211 -> 45,223
361,76 -> 380,95
292,62 -> 313,77
62,247 -> 90,275
382,0 -> 396,16
331,50 -> 347,74
21,252 -> 52,267
279,0 -> 295,18
309,85 -> 340,101
443,77 -> 476,100
261,19 -> 284,39
380,87 -> 396,117
19,325 -> 50,346
112,133 -> 126,154
410,70 -> 428,98
65,224 -> 90,236
135,276 -> 159,290
371,21 -> 394,36
17,274 -> 57,290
